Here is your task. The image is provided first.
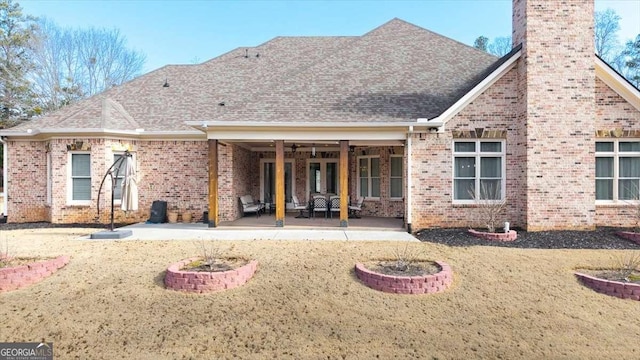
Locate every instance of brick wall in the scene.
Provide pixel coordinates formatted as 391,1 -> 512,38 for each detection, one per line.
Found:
6,140 -> 48,222
594,78 -> 640,227
219,144 -> 259,221
513,0 -> 596,230
410,69 -> 521,230
7,138 -> 209,224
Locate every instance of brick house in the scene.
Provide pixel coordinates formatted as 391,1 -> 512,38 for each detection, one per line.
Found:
0,0 -> 639,231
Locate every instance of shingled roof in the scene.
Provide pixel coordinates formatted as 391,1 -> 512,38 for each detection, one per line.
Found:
9,18 -> 499,133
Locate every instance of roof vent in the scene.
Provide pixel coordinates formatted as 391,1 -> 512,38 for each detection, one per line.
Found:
218,102 -> 225,106
162,78 -> 169,87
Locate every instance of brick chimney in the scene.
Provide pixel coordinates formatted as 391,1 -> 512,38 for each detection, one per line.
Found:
512,0 -> 596,230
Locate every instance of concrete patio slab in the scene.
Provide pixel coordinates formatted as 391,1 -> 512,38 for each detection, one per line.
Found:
80,222 -> 419,242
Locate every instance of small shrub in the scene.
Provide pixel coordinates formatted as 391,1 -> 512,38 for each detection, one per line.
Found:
469,182 -> 506,233
0,238 -> 9,268
614,252 -> 640,281
389,244 -> 422,272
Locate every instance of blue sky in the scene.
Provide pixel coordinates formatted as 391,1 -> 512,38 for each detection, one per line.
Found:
21,0 -> 640,72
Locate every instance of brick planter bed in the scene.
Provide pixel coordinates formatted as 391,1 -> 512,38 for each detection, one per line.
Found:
355,261 -> 452,294
614,231 -> 640,245
165,257 -> 258,293
575,272 -> 640,301
0,255 -> 70,292
468,229 -> 518,241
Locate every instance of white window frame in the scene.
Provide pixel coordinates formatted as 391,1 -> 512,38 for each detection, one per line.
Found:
357,155 -> 380,199
595,140 -> 640,204
67,152 -> 92,206
112,152 -> 136,205
389,155 -> 404,200
452,140 -> 506,204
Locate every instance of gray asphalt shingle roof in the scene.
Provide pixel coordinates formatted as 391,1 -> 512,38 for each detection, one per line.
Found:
12,18 -> 499,133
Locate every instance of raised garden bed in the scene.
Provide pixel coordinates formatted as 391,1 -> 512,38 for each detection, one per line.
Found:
614,231 -> 640,245
575,272 -> 640,301
165,257 -> 258,293
0,255 -> 70,292
468,229 -> 517,241
355,261 -> 452,294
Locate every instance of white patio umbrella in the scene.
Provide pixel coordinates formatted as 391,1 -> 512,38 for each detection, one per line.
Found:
120,155 -> 138,212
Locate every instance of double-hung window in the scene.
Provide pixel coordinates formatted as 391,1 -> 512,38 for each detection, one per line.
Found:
68,153 -> 91,204
596,141 -> 640,202
453,140 -> 505,202
358,156 -> 380,198
112,153 -> 127,201
389,155 -> 403,199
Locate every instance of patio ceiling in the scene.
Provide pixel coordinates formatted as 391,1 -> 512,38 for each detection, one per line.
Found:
223,139 -> 406,152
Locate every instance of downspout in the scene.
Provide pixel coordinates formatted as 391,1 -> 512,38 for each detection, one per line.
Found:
0,136 -> 7,218
406,126 -> 413,234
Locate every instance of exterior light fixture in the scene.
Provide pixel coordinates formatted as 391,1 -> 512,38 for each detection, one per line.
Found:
291,143 -> 298,153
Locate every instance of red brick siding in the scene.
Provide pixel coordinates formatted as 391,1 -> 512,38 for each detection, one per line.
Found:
6,141 -> 48,222
7,138 -> 210,224
594,78 -> 640,227
595,78 -> 640,128
220,144 -> 259,221
513,0 -> 596,230
410,69 -> 521,230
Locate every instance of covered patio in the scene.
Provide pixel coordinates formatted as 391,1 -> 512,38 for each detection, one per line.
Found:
189,121 -> 433,231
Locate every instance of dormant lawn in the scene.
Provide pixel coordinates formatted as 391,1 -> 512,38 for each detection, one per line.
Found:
0,228 -> 638,359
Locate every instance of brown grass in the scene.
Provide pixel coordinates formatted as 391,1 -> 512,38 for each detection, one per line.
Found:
1,228 -> 640,359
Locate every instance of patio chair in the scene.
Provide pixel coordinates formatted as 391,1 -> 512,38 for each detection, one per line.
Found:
292,195 -> 309,218
239,195 -> 264,217
348,196 -> 364,218
312,195 -> 328,218
329,195 -> 341,218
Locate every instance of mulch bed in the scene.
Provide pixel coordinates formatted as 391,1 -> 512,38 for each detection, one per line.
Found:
416,227 -> 640,249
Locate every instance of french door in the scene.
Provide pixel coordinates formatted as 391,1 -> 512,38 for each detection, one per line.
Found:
307,159 -> 339,200
260,160 -> 294,209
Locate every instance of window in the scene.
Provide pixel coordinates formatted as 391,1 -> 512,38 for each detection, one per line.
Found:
113,153 -> 126,201
69,153 -> 91,203
596,141 -> 640,202
453,140 -> 505,202
358,156 -> 380,198
390,155 -> 403,199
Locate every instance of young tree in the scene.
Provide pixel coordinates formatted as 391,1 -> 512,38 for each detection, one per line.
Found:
473,36 -> 489,52
595,8 -> 621,62
487,36 -> 512,56
0,0 -> 37,124
30,18 -> 146,112
620,34 -> 640,87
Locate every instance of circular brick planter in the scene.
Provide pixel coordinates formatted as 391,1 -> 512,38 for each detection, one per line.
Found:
575,272 -> 640,300
0,255 -> 70,292
355,261 -> 453,294
614,231 -> 640,245
165,257 -> 258,293
468,229 -> 517,241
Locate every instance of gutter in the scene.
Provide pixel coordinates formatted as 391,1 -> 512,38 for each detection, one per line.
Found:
406,126 -> 413,234
0,136 -> 6,217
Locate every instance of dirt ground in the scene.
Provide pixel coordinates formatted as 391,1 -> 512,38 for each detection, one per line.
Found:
0,228 -> 639,359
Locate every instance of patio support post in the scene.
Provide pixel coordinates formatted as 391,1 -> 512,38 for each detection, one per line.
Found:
275,140 -> 285,227
339,140 -> 349,227
208,139 -> 219,228
406,128 -> 412,233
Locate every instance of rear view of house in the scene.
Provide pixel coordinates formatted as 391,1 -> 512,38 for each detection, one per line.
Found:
1,0 -> 639,231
